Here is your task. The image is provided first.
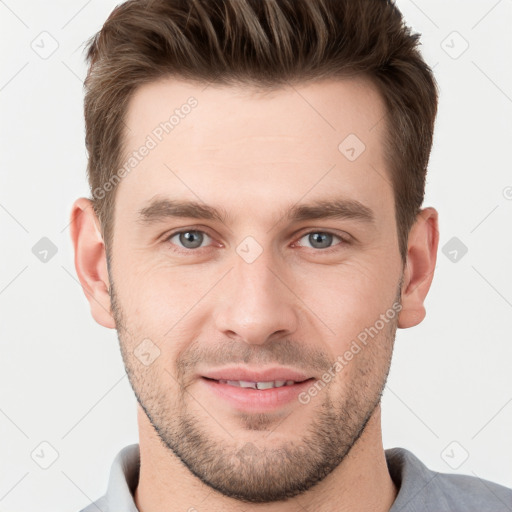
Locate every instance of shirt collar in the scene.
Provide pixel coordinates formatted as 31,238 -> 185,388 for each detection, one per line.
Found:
104,443 -> 140,512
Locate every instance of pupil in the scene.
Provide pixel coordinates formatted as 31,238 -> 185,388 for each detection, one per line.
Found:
181,231 -> 202,248
311,232 -> 331,249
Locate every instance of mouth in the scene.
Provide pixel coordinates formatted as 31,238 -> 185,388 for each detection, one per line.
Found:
202,377 -> 313,389
200,376 -> 316,412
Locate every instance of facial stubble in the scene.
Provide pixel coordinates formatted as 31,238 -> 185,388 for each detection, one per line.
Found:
109,273 -> 400,503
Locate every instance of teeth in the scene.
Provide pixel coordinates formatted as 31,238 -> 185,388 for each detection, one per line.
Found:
238,380 -> 257,388
218,380 -> 297,389
256,381 -> 275,390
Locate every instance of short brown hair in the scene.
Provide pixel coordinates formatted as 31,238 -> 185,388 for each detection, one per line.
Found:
83,0 -> 438,265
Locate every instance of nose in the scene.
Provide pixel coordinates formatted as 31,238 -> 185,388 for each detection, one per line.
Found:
213,247 -> 300,346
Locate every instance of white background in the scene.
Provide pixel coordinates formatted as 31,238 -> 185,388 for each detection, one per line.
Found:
0,0 -> 511,510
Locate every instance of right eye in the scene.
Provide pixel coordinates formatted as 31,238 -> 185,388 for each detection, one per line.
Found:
165,229 -> 215,252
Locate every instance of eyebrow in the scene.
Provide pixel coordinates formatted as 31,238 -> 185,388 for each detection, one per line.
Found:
136,196 -> 376,227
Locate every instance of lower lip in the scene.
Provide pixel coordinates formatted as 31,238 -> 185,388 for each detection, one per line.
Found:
200,377 -> 315,412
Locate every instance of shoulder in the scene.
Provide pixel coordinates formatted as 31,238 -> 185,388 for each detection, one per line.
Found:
78,495 -> 108,512
386,447 -> 512,512
76,443 -> 140,512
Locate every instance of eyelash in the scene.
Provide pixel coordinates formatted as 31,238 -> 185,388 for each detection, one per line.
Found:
163,228 -> 351,255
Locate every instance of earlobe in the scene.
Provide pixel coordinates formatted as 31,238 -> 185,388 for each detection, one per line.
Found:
69,198 -> 116,329
397,207 -> 439,329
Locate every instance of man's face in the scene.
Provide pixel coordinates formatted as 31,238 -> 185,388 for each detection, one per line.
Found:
108,77 -> 404,502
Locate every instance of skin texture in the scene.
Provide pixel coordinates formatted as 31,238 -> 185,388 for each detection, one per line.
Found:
70,77 -> 439,511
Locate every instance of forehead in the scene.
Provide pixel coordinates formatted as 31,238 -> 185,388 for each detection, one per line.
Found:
116,76 -> 393,229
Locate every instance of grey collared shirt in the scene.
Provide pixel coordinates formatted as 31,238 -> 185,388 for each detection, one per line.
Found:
79,444 -> 512,511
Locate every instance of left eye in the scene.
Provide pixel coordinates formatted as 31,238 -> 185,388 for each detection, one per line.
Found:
295,231 -> 345,250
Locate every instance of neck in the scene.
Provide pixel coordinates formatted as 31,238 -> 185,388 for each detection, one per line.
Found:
134,404 -> 397,512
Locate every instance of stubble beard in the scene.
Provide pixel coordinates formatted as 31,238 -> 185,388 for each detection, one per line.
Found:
109,276 -> 399,503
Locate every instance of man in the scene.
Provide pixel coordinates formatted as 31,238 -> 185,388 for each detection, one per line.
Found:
70,0 -> 512,510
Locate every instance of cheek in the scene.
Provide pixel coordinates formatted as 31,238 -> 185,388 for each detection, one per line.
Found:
115,255 -> 192,312
115,263 -> 211,358
300,260 -> 395,329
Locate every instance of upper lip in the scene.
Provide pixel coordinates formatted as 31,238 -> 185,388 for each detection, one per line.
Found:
200,367 -> 314,383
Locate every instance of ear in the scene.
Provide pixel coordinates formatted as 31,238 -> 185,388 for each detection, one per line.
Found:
69,198 -> 116,329
398,207 -> 439,329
